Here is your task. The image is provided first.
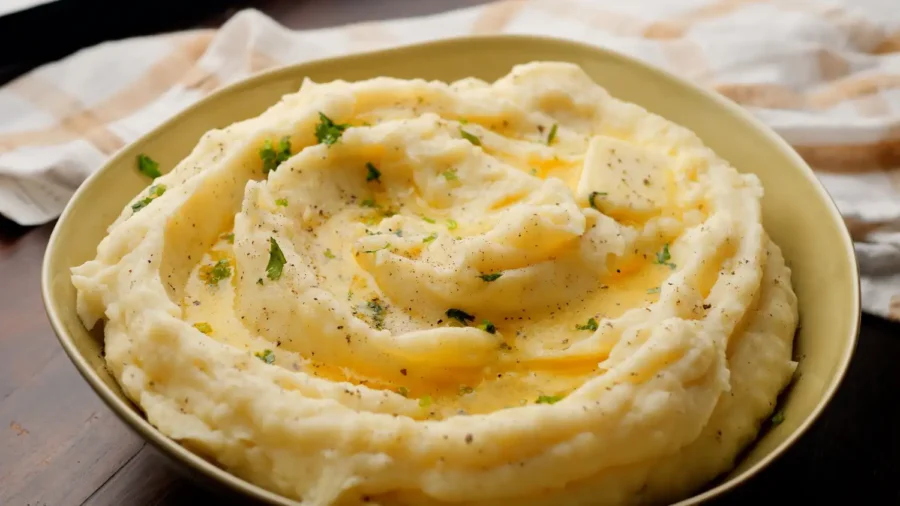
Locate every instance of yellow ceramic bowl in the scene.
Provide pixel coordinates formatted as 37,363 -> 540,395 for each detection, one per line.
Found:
42,35 -> 859,505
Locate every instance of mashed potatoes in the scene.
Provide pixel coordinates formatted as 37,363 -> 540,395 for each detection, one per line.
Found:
71,62 -> 798,505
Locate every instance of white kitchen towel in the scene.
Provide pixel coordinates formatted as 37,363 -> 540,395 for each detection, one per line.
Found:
1,0 -> 899,320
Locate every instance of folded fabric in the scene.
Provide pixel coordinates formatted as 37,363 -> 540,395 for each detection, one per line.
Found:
1,0 -> 899,321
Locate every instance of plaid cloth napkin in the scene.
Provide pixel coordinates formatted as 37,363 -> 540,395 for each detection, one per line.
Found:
2,0 -> 899,321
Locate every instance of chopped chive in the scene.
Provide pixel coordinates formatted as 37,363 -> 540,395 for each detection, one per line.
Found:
459,128 -> 481,146
366,162 -> 381,182
137,154 -> 161,178
547,123 -> 558,145
535,394 -> 564,404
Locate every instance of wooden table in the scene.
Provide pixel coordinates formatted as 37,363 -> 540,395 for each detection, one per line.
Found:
1,1 -> 898,504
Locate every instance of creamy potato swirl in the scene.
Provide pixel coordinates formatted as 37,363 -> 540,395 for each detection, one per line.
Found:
72,63 -> 798,506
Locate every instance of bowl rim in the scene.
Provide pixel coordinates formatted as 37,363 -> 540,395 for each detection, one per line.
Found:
41,33 -> 860,505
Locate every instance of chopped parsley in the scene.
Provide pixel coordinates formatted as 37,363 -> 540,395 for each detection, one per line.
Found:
535,394 -> 564,405
459,385 -> 474,395
478,272 -> 502,282
446,308 -> 475,325
771,410 -> 785,425
315,112 -> 350,145
477,320 -> 496,334
193,322 -> 213,334
547,123 -> 558,145
221,232 -> 235,244
654,243 -> 677,270
647,287 -> 661,294
588,191 -> 607,210
364,244 -> 391,254
446,219 -> 458,230
131,184 -> 167,212
266,237 -> 286,281
137,154 -> 161,178
200,259 -> 232,286
421,216 -> 436,224
254,349 -> 275,364
275,198 -> 288,207
418,395 -> 433,408
257,278 -> 264,285
459,128 -> 481,146
361,199 -> 378,208
442,169 -> 458,181
366,298 -> 386,330
366,162 -> 381,182
259,136 -> 292,173
324,248 -> 336,259
575,317 -> 598,331
397,386 -> 409,397
422,233 -> 438,243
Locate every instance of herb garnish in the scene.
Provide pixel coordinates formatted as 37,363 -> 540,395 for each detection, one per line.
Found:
363,244 -> 391,254
421,216 -> 436,224
131,184 -> 167,212
422,233 -> 438,243
137,154 -> 162,178
361,199 -> 378,208
446,308 -> 475,325
275,198 -> 288,207
260,136 -> 292,173
193,322 -> 213,334
771,410 -> 785,425
367,298 -> 386,330
547,123 -> 558,145
266,237 -> 286,280
575,317 -> 598,331
254,349 -> 275,364
478,272 -> 502,282
442,169 -> 458,181
588,191 -> 607,210
477,320 -> 496,334
647,287 -> 661,294
459,385 -> 474,395
314,112 -> 350,145
200,258 -> 232,286
654,243 -> 677,270
366,162 -> 381,182
536,394 -> 564,404
324,248 -> 336,259
418,395 -> 433,408
459,128 -> 481,146
221,232 -> 235,244
397,386 -> 409,397
446,219 -> 458,230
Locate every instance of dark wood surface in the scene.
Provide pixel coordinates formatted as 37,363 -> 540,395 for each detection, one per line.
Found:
1,1 -> 898,505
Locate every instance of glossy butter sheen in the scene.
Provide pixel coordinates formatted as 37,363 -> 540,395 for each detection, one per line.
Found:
70,62 -> 798,505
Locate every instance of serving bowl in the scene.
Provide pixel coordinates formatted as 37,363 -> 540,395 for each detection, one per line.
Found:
42,34 -> 859,505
